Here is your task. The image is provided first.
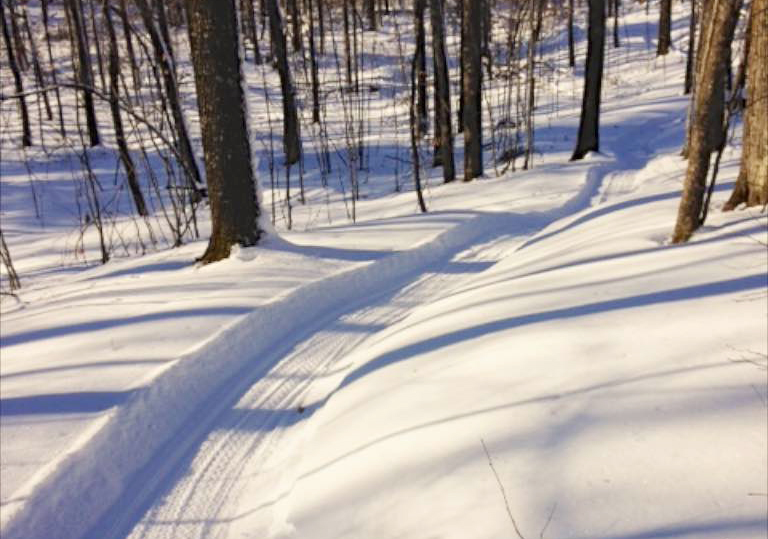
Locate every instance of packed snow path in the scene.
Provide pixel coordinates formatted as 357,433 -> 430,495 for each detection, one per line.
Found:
115,222 -> 520,539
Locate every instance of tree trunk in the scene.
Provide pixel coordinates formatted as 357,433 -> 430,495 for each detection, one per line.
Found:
571,0 -> 605,160
66,0 -> 100,146
266,0 -> 302,165
568,0 -> 576,67
524,0 -> 542,169
724,0 -> 767,210
185,0 -> 261,263
103,0 -> 148,216
308,0 -> 320,123
657,0 -> 671,55
288,0 -> 302,52
672,0 -> 742,243
0,1 -> 31,147
136,0 -> 204,193
414,0 -> 428,137
462,0 -> 483,180
430,0 -> 455,182
365,0 -> 377,29
458,0 -> 464,133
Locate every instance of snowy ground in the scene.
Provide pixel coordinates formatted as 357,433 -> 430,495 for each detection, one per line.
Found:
1,3 -> 766,539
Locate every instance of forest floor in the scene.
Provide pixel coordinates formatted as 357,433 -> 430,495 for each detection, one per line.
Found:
1,2 -> 766,539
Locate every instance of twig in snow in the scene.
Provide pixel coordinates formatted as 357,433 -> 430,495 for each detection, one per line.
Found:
481,438 -> 527,539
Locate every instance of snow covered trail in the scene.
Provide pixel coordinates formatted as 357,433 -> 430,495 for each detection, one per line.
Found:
1,158 -> 601,539
1,50 -> 695,538
91,103 -> 683,538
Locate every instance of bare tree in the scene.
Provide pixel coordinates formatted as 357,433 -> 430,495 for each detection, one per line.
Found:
265,0 -> 302,165
185,0 -> 262,263
103,0 -> 148,216
571,0 -> 605,160
66,0 -> 100,146
657,0 -> 671,55
724,0 -> 767,210
430,0 -> 455,182
0,2 -> 31,147
672,0 -> 742,243
462,0 -> 483,180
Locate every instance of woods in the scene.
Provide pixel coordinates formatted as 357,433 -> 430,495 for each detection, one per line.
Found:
0,3 -> 765,537
0,0 -> 764,276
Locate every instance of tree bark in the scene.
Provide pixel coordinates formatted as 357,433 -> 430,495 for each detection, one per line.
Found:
414,0 -> 428,137
462,0 -> 483,180
66,0 -> 100,146
724,0 -> 767,209
0,1 -> 31,147
571,0 -> 605,160
657,0 -> 671,55
672,0 -> 742,243
430,0 -> 455,182
185,0 -> 262,263
266,0 -> 302,165
568,0 -> 576,67
103,0 -> 148,216
136,0 -> 204,194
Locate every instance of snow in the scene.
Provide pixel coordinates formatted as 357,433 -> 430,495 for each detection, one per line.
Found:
1,2 -> 766,539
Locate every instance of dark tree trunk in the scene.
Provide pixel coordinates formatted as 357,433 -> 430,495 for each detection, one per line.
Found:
430,0 -> 455,182
462,0 -> 483,180
414,0 -> 428,137
458,0 -> 464,133
288,0 -> 302,52
317,0 -> 325,54
117,0 -> 141,92
657,0 -> 671,55
571,0 -> 605,160
410,51 -> 428,213
246,0 -> 263,63
185,0 -> 261,263
672,0 -> 742,243
365,0 -> 376,29
266,0 -> 302,165
308,0 -> 320,123
724,0 -> 767,210
6,0 -> 28,72
103,0 -> 147,216
66,0 -> 100,146
613,0 -> 620,47
343,1 -> 353,88
568,0 -> 576,67
1,2 -> 31,147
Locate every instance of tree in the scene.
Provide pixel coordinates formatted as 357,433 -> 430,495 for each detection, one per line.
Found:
657,0 -> 672,55
672,0 -> 742,243
103,0 -> 147,216
185,0 -> 262,263
266,0 -> 301,165
0,1 -> 31,147
136,0 -> 204,195
462,0 -> 483,180
414,0 -> 428,137
65,0 -> 100,147
724,0 -> 767,210
571,0 -> 605,160
430,0 -> 455,182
